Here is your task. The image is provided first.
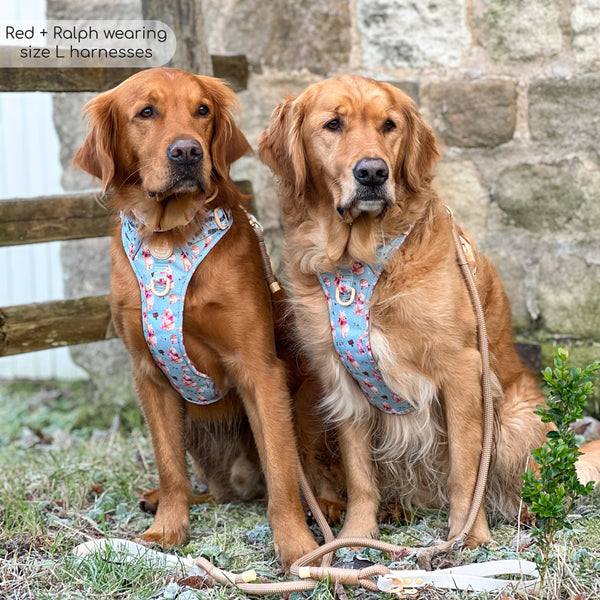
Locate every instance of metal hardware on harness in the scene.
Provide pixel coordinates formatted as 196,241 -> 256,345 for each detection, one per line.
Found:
148,239 -> 173,260
335,285 -> 356,306
149,275 -> 172,297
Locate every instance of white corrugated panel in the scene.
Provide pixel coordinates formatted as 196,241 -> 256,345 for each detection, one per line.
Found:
0,1 -> 88,380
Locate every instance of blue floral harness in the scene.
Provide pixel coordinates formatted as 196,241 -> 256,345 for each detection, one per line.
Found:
317,229 -> 415,415
121,208 -> 232,404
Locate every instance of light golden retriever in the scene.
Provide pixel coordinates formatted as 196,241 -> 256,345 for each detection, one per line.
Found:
259,74 -> 600,547
73,68 -> 318,567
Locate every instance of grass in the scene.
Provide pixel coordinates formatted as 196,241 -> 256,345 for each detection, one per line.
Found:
1,381 -> 599,599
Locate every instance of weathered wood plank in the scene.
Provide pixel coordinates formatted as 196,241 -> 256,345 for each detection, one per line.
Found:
0,54 -> 249,92
0,181 -> 253,246
0,295 -> 115,357
0,192 -> 113,246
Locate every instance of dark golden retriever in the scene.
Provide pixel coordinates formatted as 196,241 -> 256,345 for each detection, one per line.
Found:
73,67 -> 319,568
259,74 -> 600,547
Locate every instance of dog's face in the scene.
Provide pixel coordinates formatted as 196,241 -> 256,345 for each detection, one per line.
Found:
259,75 -> 439,223
74,68 -> 250,228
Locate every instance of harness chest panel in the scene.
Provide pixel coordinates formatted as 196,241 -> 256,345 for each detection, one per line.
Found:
317,232 -> 415,415
121,208 -> 232,405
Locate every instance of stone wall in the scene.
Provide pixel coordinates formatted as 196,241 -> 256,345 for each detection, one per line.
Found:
53,0 -> 600,414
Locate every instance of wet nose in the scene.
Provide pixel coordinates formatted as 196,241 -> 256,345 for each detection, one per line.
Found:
167,138 -> 203,165
353,157 -> 389,187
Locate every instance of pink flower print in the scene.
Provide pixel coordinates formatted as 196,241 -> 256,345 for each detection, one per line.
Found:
360,279 -> 368,290
330,320 -> 336,336
161,307 -> 175,331
363,379 -> 378,394
191,244 -> 200,256
204,235 -> 212,249
365,338 -> 372,354
180,252 -> 192,272
170,334 -> 177,345
372,370 -> 384,382
169,293 -> 179,304
353,292 -> 365,317
146,324 -> 157,347
128,242 -> 136,259
351,262 -> 364,276
169,253 -> 177,263
325,290 -> 332,310
345,351 -> 360,370
323,277 -> 331,288
338,311 -> 350,338
181,373 -> 195,387
357,336 -> 366,355
334,271 -> 342,288
156,358 -> 169,372
168,346 -> 183,363
142,246 -> 153,270
382,402 -> 393,412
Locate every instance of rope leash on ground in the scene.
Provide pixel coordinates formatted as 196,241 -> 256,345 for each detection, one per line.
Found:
73,211 -> 539,595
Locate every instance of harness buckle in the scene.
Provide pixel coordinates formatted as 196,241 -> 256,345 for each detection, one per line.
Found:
214,208 -> 230,230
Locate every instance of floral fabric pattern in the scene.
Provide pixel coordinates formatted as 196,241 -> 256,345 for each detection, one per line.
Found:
121,209 -> 233,405
317,231 -> 415,415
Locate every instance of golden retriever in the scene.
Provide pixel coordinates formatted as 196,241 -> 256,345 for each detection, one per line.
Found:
259,74 -> 600,547
73,67 -> 318,567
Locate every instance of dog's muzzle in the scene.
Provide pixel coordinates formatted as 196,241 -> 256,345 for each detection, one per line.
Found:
148,137 -> 207,199
339,157 -> 392,218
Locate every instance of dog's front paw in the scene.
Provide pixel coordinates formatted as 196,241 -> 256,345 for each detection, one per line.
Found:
274,529 -> 318,571
137,517 -> 189,548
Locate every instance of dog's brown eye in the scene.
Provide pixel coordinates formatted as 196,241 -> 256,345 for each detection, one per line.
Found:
197,105 -> 210,116
324,119 -> 341,131
383,119 -> 396,131
138,106 -> 154,119
139,106 -> 154,118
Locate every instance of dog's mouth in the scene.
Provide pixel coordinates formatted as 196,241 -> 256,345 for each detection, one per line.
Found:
147,172 -> 208,202
337,188 -> 392,220
138,174 -> 215,233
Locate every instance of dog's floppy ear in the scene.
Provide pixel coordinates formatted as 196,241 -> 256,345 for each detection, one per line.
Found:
207,79 -> 251,179
258,95 -> 306,195
72,91 -> 118,194
399,104 -> 440,193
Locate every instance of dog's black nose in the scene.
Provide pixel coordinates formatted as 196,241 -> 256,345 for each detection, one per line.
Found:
167,138 -> 203,165
353,157 -> 389,187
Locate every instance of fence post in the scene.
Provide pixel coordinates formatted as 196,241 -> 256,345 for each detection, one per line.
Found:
141,0 -> 213,75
